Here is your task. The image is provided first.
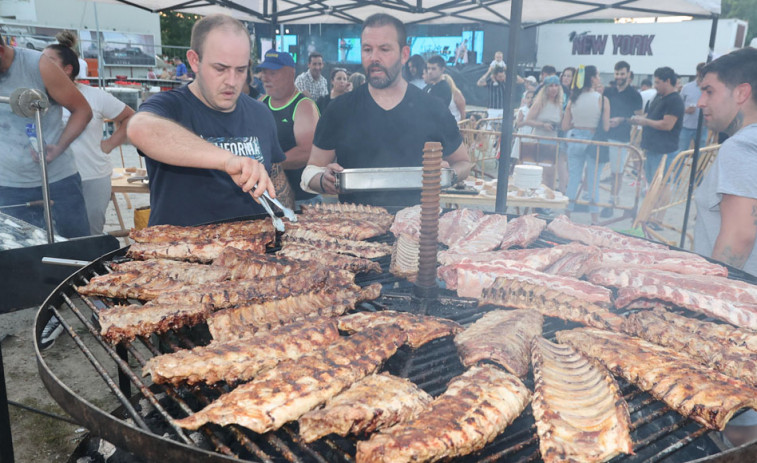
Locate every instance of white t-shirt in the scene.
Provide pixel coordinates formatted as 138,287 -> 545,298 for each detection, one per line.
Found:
694,123 -> 757,277
490,59 -> 506,69
63,83 -> 127,180
77,58 -> 88,79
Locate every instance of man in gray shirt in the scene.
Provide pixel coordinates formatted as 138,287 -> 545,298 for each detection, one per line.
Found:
693,46 -> 757,447
678,62 -> 707,152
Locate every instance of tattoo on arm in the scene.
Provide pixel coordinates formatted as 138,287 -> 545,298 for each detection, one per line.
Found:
725,111 -> 744,137
719,245 -> 749,269
270,163 -> 295,210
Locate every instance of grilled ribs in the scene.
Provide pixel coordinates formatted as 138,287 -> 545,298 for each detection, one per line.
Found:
142,318 -> 340,386
556,327 -> 757,430
281,229 -> 391,259
454,309 -> 543,377
211,247 -> 302,279
98,302 -> 211,344
479,275 -> 623,330
547,214 -> 666,250
356,365 -> 530,463
621,310 -> 757,386
129,220 -> 274,243
289,215 -> 389,240
277,244 -> 381,274
531,336 -> 633,463
127,237 -> 270,263
299,202 -> 394,231
446,214 -> 508,254
499,213 -> 547,250
175,325 -> 407,433
645,308 -> 757,353
208,283 -> 382,342
336,310 -> 463,348
298,373 -> 432,443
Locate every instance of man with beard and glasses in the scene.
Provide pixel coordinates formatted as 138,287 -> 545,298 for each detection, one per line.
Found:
693,46 -> 757,449
126,14 -> 282,226
301,13 -> 471,207
602,60 -> 642,214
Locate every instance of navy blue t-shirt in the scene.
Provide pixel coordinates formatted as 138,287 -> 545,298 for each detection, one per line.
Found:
313,84 -> 463,207
138,86 -> 285,226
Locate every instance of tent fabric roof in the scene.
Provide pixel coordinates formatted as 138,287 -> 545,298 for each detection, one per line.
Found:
96,0 -> 720,25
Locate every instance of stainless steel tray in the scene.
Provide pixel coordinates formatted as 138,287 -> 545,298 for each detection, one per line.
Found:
334,167 -> 455,192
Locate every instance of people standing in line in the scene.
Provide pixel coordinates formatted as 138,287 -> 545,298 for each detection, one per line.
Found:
630,67 -> 684,183
522,75 -> 564,189
477,65 -> 507,119
603,60 -> 643,210
561,65 -> 610,224
126,14 -> 281,227
259,50 -> 321,208
639,78 -> 657,113
44,31 -> 135,235
316,67 -> 350,113
678,62 -> 708,152
302,13 -> 470,207
533,65 -> 558,96
559,67 -> 576,105
295,52 -> 328,100
403,54 -> 426,89
441,74 -> 466,122
348,72 -> 366,91
693,47 -> 757,448
173,56 -> 190,81
556,66 -> 577,192
511,89 -> 535,163
423,55 -> 452,107
0,32 -> 92,238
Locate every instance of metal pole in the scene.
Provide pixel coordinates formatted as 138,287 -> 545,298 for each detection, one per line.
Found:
272,0 -> 278,49
94,3 -> 105,88
0,342 -> 15,463
680,15 -> 718,249
494,0 -> 523,213
35,110 -> 55,244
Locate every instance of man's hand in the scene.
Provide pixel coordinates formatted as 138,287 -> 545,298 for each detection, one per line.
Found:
224,156 -> 276,200
609,117 -> 625,128
685,105 -> 696,115
319,162 -> 344,195
31,144 -> 64,163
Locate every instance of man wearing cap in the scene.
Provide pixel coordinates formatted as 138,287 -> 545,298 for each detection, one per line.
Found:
301,13 -> 471,207
127,14 -> 283,226
295,52 -> 328,100
259,50 -> 320,207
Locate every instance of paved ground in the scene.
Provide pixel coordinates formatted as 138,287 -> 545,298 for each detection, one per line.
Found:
0,142 -> 698,461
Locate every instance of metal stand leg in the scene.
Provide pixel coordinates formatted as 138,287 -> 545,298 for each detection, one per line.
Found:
0,342 -> 15,463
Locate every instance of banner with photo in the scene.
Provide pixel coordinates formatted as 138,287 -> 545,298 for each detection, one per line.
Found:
0,23 -> 64,51
79,30 -> 156,67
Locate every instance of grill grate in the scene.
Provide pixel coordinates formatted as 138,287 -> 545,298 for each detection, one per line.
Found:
35,234 -> 742,463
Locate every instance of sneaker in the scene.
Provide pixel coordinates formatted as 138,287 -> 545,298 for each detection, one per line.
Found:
600,206 -> 614,218
40,316 -> 64,351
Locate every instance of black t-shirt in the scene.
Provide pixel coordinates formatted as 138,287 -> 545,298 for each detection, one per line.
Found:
604,85 -> 642,142
138,87 -> 285,226
487,80 -> 506,110
313,84 -> 463,207
640,91 -> 684,154
424,79 -> 452,107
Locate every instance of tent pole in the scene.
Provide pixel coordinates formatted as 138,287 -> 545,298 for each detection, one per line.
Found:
679,14 -> 718,249
494,0 -> 522,213
94,2 -> 105,88
272,0 -> 278,49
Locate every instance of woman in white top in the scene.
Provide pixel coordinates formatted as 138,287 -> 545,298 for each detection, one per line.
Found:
45,31 -> 135,235
511,89 -> 535,161
442,74 -> 466,122
403,54 -> 427,89
522,75 -> 563,188
561,65 -> 610,224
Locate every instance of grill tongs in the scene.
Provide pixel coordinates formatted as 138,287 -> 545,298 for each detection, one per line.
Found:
257,190 -> 297,232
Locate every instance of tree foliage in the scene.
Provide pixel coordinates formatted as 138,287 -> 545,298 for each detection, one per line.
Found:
721,0 -> 756,44
159,11 -> 200,58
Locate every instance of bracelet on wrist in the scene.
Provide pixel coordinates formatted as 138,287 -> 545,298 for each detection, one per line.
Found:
319,172 -> 325,193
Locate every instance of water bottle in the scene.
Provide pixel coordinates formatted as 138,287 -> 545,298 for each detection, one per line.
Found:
26,123 -> 39,153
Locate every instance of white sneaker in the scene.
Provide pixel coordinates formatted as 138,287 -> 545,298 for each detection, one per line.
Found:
40,317 -> 64,351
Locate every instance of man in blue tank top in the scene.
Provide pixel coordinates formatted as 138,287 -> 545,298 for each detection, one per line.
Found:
0,34 -> 92,237
127,14 -> 283,226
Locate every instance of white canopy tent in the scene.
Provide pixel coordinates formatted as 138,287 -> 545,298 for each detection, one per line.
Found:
93,0 -> 721,246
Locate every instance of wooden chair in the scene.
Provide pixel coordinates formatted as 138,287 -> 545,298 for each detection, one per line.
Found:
632,144 -> 720,247
474,117 -> 503,132
459,128 -> 500,179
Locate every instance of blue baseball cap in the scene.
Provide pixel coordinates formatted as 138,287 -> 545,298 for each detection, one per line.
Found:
258,50 -> 295,70
543,75 -> 560,86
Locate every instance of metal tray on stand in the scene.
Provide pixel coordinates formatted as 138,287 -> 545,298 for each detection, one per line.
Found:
334,167 -> 455,192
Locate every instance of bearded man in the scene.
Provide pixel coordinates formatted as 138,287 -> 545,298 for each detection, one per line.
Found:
300,13 -> 470,207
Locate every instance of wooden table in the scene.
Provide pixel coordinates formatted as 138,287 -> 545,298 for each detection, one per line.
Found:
111,168 -> 149,242
440,192 -> 568,211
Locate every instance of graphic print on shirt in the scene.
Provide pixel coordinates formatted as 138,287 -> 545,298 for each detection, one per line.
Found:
204,136 -> 264,163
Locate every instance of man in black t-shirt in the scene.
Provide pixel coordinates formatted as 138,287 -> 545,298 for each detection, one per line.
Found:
603,60 -> 642,205
630,66 -> 684,183
302,13 -> 471,207
423,54 -> 452,107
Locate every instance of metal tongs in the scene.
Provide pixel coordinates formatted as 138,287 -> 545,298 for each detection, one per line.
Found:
258,190 -> 297,232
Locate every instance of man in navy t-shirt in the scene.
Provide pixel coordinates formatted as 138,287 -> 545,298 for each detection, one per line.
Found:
127,14 -> 284,226
302,13 -> 471,207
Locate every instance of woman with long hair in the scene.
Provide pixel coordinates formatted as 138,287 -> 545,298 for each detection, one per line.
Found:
522,75 -> 563,188
441,74 -> 466,122
561,65 -> 610,224
403,54 -> 426,89
44,31 -> 135,235
316,67 -> 350,113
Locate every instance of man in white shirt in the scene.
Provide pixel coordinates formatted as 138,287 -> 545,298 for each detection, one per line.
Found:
295,52 -> 328,100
